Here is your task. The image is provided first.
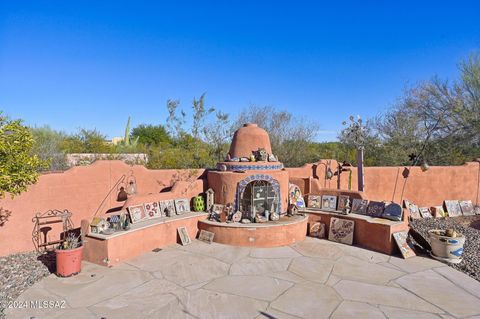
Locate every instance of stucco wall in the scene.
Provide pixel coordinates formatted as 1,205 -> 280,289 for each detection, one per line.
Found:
0,161 -> 205,256
207,170 -> 289,213
287,160 -> 480,208
1,158 -> 479,257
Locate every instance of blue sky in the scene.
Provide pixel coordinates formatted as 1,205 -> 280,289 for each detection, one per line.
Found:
1,1 -> 479,141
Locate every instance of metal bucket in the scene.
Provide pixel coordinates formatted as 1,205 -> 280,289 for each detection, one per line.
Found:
428,230 -> 465,261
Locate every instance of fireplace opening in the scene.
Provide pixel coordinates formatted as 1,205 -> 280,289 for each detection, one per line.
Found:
239,180 -> 279,220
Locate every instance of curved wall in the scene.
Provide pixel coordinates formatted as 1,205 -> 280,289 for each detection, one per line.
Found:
207,169 -> 289,213
0,161 -> 205,256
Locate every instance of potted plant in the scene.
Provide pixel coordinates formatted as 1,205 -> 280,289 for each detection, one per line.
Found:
55,233 -> 83,277
428,229 -> 465,264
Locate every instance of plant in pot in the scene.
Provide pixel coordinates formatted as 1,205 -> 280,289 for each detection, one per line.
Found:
428,229 -> 465,264
55,232 -> 83,277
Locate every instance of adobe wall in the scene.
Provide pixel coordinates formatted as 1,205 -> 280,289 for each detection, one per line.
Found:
207,170 -> 289,213
1,158 -> 479,257
287,160 -> 480,208
0,161 -> 205,256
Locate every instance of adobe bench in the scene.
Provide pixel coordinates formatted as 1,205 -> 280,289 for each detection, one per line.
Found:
301,189 -> 409,255
83,212 -> 208,267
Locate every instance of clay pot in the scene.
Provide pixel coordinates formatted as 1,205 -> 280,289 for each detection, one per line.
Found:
428,230 -> 465,262
55,246 -> 84,277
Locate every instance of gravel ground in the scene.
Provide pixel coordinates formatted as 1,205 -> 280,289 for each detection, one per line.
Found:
0,251 -> 54,319
410,216 -> 480,282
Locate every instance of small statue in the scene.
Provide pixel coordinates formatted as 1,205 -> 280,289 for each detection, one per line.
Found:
123,215 -> 130,230
165,207 -> 173,217
254,148 -> 268,161
343,198 -> 351,215
224,203 -> 234,220
287,204 -> 299,216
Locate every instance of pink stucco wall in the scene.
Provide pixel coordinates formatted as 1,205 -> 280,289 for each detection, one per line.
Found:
287,159 -> 480,208
0,161 -> 205,256
1,158 -> 479,257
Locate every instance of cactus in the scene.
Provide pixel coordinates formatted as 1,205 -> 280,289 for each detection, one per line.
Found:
123,117 -> 139,147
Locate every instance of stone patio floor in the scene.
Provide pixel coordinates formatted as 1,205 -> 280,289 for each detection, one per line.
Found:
6,237 -> 480,319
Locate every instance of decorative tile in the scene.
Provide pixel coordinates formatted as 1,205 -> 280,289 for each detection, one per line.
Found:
444,200 -> 462,217
459,200 -> 474,216
225,164 -> 284,171
328,217 -> 354,245
174,198 -> 190,215
321,195 -> 337,211
128,204 -> 147,223
144,201 -> 161,219
351,199 -> 368,215
382,203 -> 403,221
366,201 -> 385,217
418,207 -> 433,218
392,231 -> 416,258
235,174 -> 282,213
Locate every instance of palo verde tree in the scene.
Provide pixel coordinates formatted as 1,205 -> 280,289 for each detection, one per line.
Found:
0,113 -> 48,198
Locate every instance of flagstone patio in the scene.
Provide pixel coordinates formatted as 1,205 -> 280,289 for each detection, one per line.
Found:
6,237 -> 480,319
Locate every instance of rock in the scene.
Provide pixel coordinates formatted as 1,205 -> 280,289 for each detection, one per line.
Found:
241,219 -> 251,224
231,211 -> 242,223
270,212 -> 279,221
446,229 -> 457,237
410,216 -> 480,282
0,251 -> 53,318
268,154 -> 277,162
255,215 -> 268,223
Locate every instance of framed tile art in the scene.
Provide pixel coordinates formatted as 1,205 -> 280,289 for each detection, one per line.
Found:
321,195 -> 337,211
128,204 -> 147,223
174,198 -> 191,215
144,201 -> 161,219
159,200 -> 176,217
328,217 -> 354,245
351,199 -> 368,215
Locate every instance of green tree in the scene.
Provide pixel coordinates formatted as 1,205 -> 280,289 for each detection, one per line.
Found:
235,105 -> 319,167
204,111 -> 232,162
131,124 -> 171,147
61,129 -> 113,154
351,52 -> 480,167
30,126 -> 69,171
0,113 -> 48,198
166,99 -> 186,139
154,93 -> 218,169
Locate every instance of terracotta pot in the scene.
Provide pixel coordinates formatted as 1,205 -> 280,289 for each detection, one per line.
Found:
55,246 -> 84,277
